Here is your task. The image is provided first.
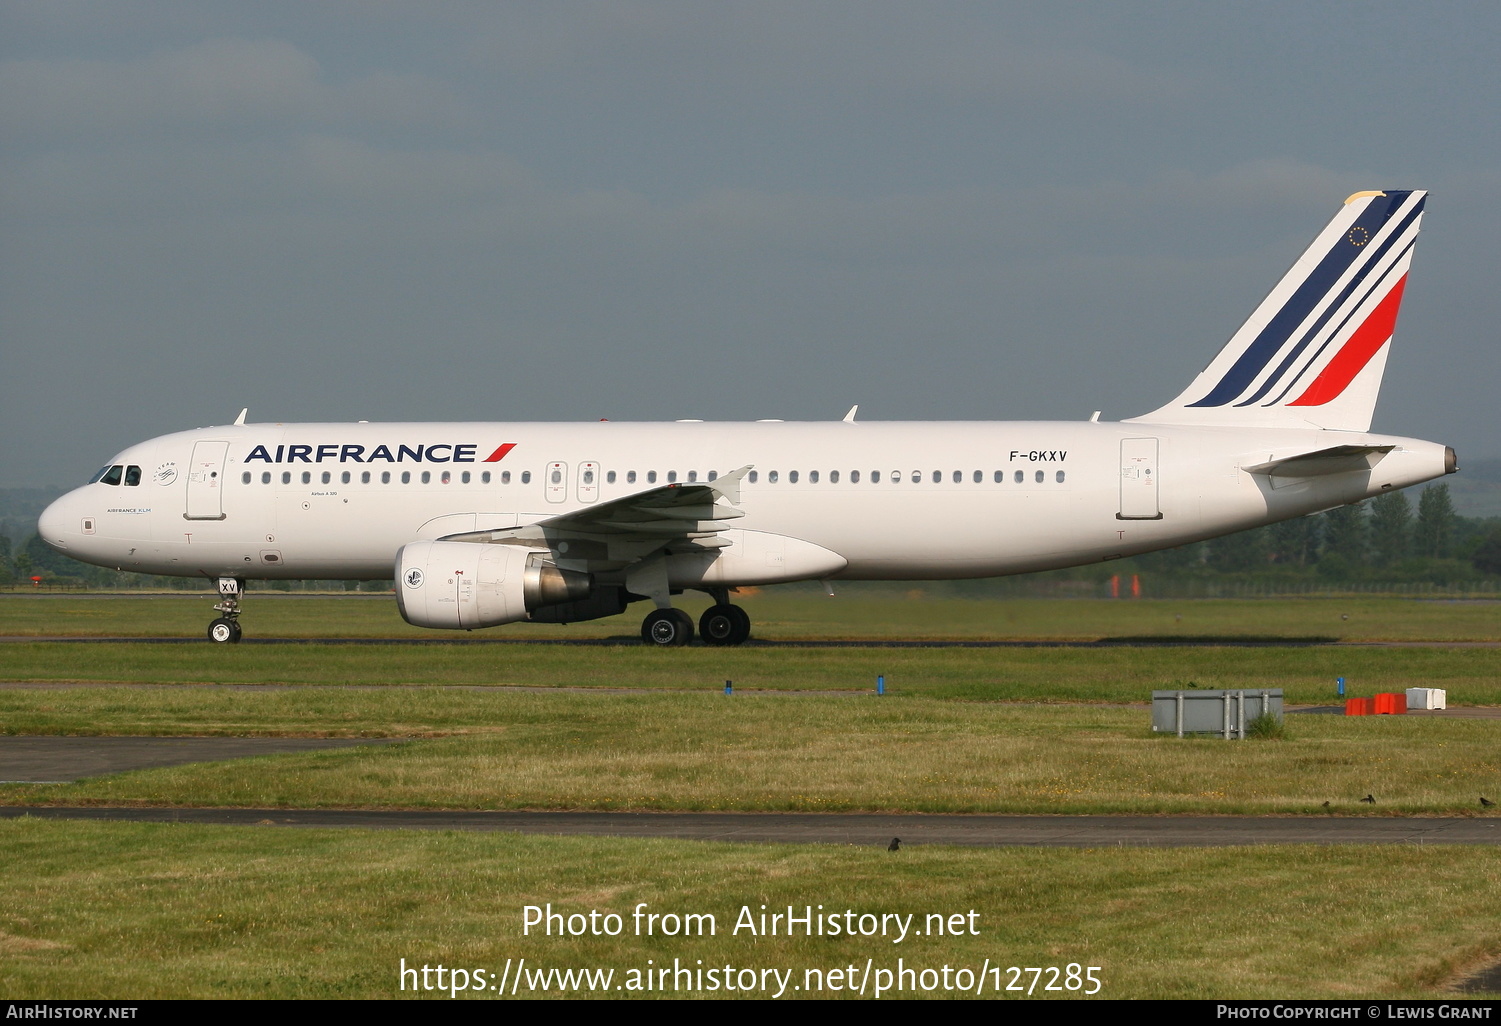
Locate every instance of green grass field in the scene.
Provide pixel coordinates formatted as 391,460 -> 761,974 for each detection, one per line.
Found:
2,693 -> 1499,814
2,642 -> 1498,704
1,819 -> 1499,1000
1,594 -> 1498,999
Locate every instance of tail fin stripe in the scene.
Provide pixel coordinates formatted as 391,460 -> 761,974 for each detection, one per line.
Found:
1232,206 -> 1423,408
1287,274 -> 1408,407
1260,237 -> 1416,407
1185,191 -> 1413,409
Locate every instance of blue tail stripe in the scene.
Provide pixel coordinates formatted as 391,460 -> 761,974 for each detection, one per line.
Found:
1234,199 -> 1424,407
1187,191 -> 1412,408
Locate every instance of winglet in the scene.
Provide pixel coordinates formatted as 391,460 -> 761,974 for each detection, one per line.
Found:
711,465 -> 754,506
843,405 -> 859,423
234,408 -> 248,426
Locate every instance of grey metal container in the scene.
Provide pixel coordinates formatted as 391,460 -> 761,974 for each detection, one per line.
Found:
1151,689 -> 1284,738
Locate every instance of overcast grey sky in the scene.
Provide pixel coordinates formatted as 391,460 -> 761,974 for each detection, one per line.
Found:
3,1 -> 1498,488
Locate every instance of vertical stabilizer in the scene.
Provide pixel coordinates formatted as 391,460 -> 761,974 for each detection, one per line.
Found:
1127,190 -> 1425,431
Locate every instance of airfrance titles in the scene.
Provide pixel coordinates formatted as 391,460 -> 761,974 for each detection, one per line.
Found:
243,443 -> 514,464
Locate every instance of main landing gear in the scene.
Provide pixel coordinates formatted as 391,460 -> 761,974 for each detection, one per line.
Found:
697,603 -> 751,647
638,592 -> 752,648
207,577 -> 244,644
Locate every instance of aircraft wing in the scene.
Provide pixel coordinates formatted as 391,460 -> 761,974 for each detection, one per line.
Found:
1242,445 -> 1395,479
438,466 -> 753,570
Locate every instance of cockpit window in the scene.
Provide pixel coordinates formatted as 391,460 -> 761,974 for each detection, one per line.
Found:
101,465 -> 124,486
89,467 -> 111,484
124,465 -> 142,486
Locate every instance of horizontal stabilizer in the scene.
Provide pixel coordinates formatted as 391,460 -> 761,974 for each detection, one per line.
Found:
1242,444 -> 1394,479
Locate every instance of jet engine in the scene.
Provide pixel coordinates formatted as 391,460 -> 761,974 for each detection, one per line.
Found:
395,540 -> 590,630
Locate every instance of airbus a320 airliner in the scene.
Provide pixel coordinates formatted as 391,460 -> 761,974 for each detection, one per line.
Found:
38,190 -> 1455,646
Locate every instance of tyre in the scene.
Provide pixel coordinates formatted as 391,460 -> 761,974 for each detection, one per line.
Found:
642,608 -> 693,647
208,617 -> 242,644
699,605 -> 737,646
699,604 -> 751,646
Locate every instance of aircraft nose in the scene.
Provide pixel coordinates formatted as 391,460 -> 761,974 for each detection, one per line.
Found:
37,492 -> 78,553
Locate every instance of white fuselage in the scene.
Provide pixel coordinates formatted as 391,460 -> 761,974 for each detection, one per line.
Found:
39,419 -> 1451,584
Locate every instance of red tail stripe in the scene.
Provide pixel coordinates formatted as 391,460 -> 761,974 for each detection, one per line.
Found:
1288,275 -> 1407,407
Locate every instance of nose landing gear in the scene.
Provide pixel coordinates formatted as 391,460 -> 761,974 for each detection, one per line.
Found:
208,577 -> 245,643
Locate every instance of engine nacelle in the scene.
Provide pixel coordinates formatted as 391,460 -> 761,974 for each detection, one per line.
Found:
395,540 -> 590,630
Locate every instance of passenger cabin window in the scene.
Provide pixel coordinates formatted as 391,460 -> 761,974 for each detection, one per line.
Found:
932,470 -> 941,484
361,471 -> 370,484
550,468 -> 563,484
768,470 -> 779,483
124,466 -> 142,486
911,471 -> 921,483
870,471 -> 879,483
460,471 -> 470,484
302,471 -> 312,485
282,471 -> 292,484
809,470 -> 819,483
952,470 -> 962,484
1014,470 -> 1024,483
341,471 -> 351,484
500,471 -> 510,484
626,471 -> 636,484
481,471 -> 490,484
748,470 -> 758,483
1035,470 -> 1045,483
686,470 -> 696,483
789,470 -> 799,483
441,471 -> 450,484
101,465 -> 123,486
849,470 -> 859,483
381,471 -> 391,484
321,471 -> 332,484
606,470 -> 617,484
829,470 -> 839,483
242,471 -> 252,484
708,470 -> 717,481
401,471 -> 411,484
421,471 -> 431,484
973,470 -> 982,483
521,471 -> 531,484
262,472 -> 271,484
668,471 -> 678,483
1056,470 -> 1066,483
647,471 -> 657,484
994,470 -> 1004,483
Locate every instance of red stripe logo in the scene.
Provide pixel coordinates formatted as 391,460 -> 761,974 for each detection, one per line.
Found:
482,443 -> 517,463
1288,275 -> 1408,407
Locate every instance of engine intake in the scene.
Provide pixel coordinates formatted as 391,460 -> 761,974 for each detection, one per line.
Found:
395,540 -> 590,630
